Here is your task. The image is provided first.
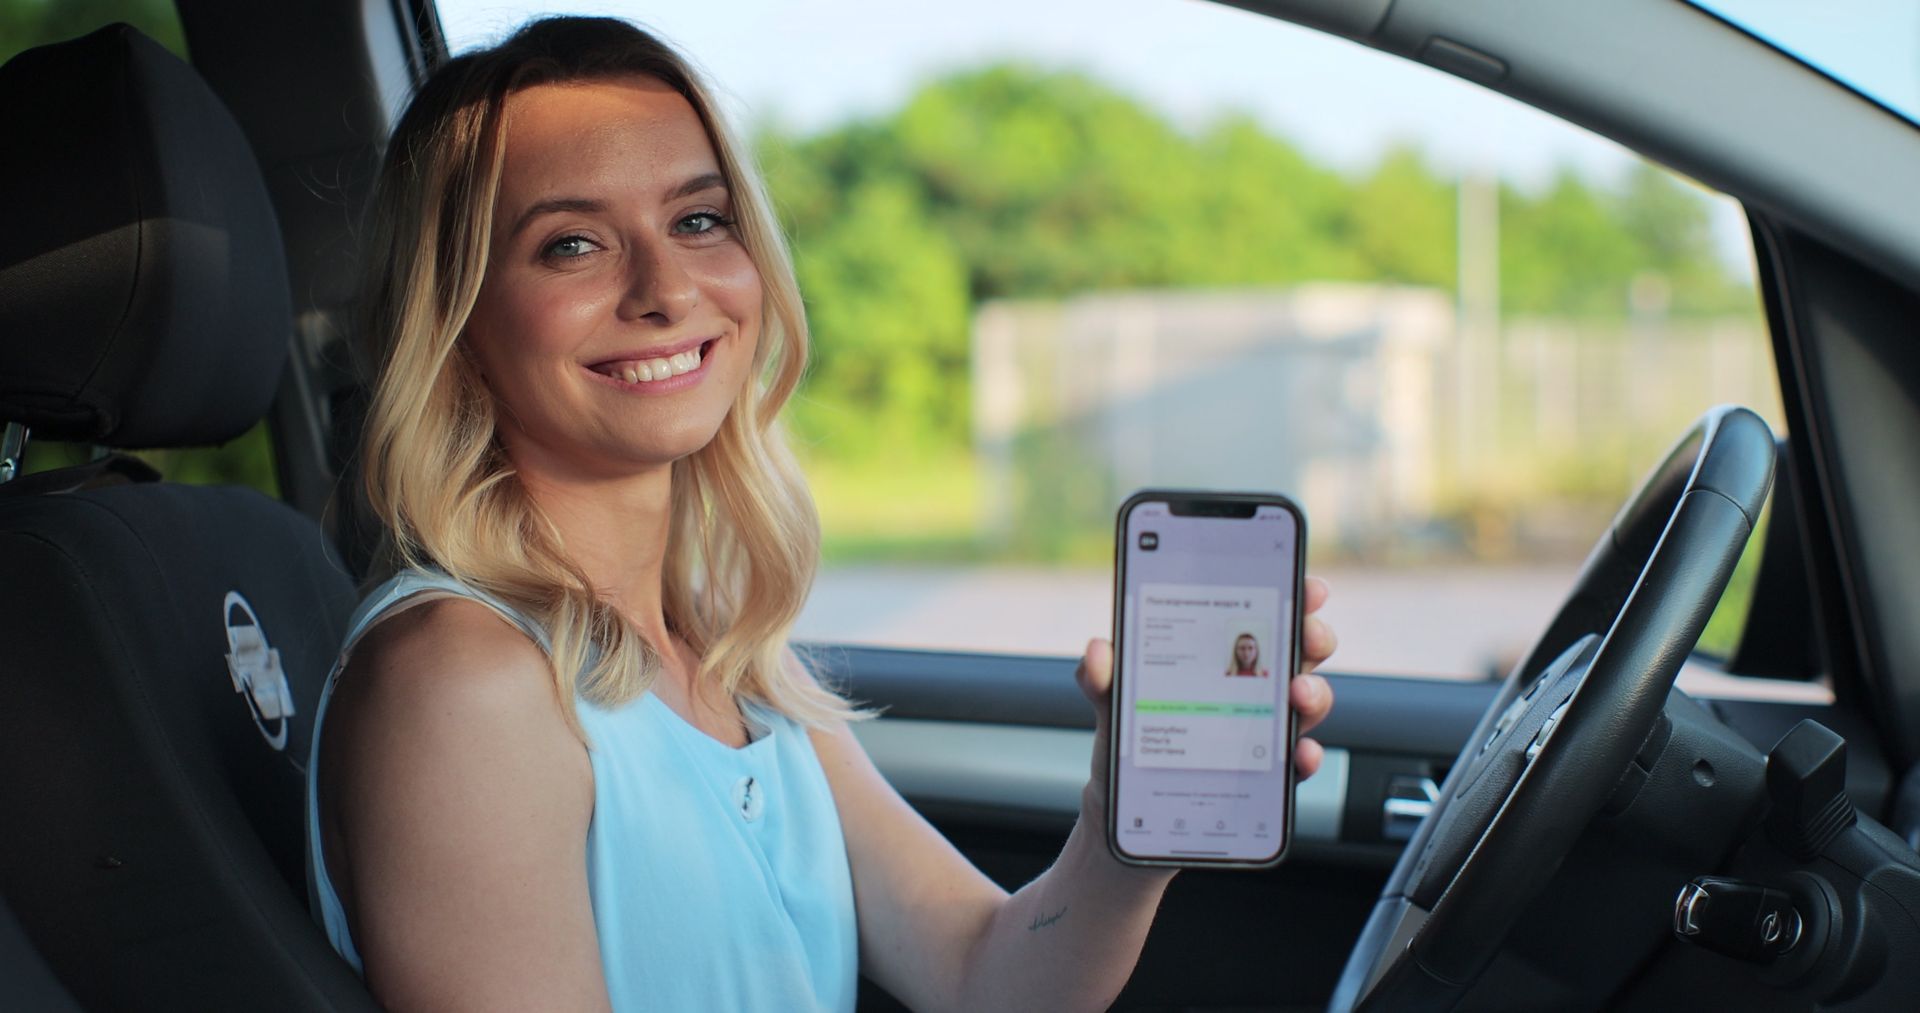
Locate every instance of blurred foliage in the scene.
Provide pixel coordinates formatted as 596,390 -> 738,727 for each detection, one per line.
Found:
1696,502 -> 1769,659
0,0 -> 185,62
23,423 -> 280,497
808,450 -> 982,563
763,63 -> 1755,469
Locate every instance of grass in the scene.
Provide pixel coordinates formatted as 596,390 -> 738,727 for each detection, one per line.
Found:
806,449 -> 989,563
1694,502 -> 1768,659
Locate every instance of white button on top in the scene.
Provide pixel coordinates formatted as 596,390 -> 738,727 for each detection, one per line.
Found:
732,775 -> 764,822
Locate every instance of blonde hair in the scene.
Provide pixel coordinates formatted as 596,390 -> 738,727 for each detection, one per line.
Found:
355,16 -> 857,735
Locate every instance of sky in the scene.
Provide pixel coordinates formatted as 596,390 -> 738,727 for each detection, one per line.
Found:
432,0 -> 1920,269
434,0 -> 1645,186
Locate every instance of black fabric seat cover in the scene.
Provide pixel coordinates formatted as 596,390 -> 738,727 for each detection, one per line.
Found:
0,25 -> 375,1011
0,489 -> 368,1010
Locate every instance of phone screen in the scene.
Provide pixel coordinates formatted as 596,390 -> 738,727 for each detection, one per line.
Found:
1112,496 -> 1301,865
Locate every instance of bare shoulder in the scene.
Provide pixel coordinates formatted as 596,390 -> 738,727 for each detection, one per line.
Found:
347,595 -> 553,705
322,594 -> 583,790
320,593 -> 590,835
318,596 -> 603,1007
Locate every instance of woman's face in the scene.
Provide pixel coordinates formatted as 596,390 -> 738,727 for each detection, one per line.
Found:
463,75 -> 761,481
1235,636 -> 1259,669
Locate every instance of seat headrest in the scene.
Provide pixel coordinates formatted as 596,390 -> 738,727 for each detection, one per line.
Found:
0,24 -> 290,448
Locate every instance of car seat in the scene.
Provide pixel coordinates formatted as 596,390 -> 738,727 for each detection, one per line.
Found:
0,24 -> 377,1011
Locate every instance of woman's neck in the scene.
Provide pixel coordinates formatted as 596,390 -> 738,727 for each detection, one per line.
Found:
514,458 -> 676,649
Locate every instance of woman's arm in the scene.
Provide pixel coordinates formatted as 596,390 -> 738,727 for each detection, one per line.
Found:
814,579 -> 1338,1012
318,598 -> 608,1012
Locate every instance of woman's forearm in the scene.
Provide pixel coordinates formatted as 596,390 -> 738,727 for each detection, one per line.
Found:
952,791 -> 1176,1012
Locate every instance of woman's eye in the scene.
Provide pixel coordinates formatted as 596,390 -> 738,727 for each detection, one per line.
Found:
674,211 -> 734,236
543,234 -> 599,260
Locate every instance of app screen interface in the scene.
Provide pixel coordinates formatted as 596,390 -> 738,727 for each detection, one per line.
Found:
1116,502 -> 1297,861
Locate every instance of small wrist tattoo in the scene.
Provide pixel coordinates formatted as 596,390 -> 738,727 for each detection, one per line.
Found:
1027,905 -> 1068,931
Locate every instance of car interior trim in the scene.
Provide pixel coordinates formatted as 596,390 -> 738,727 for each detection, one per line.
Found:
814,643 -> 1502,754
851,717 -> 1350,845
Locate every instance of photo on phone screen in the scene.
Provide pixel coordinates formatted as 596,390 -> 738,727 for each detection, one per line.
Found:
1109,492 -> 1304,868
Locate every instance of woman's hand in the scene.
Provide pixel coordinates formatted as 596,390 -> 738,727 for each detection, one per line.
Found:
1077,576 -> 1339,821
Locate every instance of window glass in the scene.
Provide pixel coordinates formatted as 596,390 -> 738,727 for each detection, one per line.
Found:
1688,0 -> 1920,129
22,423 -> 281,498
436,1 -> 1801,691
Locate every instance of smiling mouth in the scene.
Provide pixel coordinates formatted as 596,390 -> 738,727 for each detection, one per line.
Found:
588,339 -> 716,384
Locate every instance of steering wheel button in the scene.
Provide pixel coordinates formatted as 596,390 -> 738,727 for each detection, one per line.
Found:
1524,717 -> 1558,763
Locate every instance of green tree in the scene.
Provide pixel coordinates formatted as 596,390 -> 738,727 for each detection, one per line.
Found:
1615,163 -> 1752,316
788,178 -> 972,453
889,64 -> 1198,298
759,60 -> 1758,490
1177,114 -> 1359,286
1345,145 -> 1457,288
0,0 -> 184,62
1501,170 -> 1644,317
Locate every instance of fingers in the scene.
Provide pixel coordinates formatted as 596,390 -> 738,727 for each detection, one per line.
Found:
1078,638 -> 1115,801
1302,576 -> 1335,674
1295,736 -> 1325,780
1302,615 -> 1337,672
1304,575 -> 1330,615
1075,638 -> 1113,704
1292,671 -> 1333,734
1292,592 -> 1336,779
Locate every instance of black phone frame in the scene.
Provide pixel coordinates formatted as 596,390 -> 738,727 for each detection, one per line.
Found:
1106,488 -> 1308,871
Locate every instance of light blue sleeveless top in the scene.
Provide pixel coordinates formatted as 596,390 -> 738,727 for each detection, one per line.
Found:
303,569 -> 858,1011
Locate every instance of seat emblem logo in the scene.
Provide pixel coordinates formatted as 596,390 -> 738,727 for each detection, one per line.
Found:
224,592 -> 296,750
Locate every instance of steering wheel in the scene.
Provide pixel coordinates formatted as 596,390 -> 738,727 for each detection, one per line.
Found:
1329,406 -> 1777,1011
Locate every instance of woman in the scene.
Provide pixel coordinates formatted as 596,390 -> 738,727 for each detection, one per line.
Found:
1228,632 -> 1271,677
305,16 -> 1338,1011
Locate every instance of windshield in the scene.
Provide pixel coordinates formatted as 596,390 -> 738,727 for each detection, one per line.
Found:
424,1 -> 1797,692
1689,0 -> 1920,128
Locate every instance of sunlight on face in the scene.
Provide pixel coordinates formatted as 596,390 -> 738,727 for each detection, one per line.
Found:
464,75 -> 762,484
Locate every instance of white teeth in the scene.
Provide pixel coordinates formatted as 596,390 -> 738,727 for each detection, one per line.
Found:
601,346 -> 706,384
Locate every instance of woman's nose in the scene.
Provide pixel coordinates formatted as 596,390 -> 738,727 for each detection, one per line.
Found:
618,238 -> 700,323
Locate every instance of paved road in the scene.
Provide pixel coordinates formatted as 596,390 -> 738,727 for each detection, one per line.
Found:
797,563 -> 1832,703
799,564 -> 1574,678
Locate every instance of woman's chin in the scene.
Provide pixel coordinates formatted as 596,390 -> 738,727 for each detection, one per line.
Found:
608,421 -> 730,471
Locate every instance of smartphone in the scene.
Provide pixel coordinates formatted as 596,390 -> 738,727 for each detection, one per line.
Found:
1107,490 -> 1306,869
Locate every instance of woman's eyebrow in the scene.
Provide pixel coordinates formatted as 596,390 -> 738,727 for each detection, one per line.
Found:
507,175 -> 726,239
509,196 -> 606,239
666,172 -> 727,201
